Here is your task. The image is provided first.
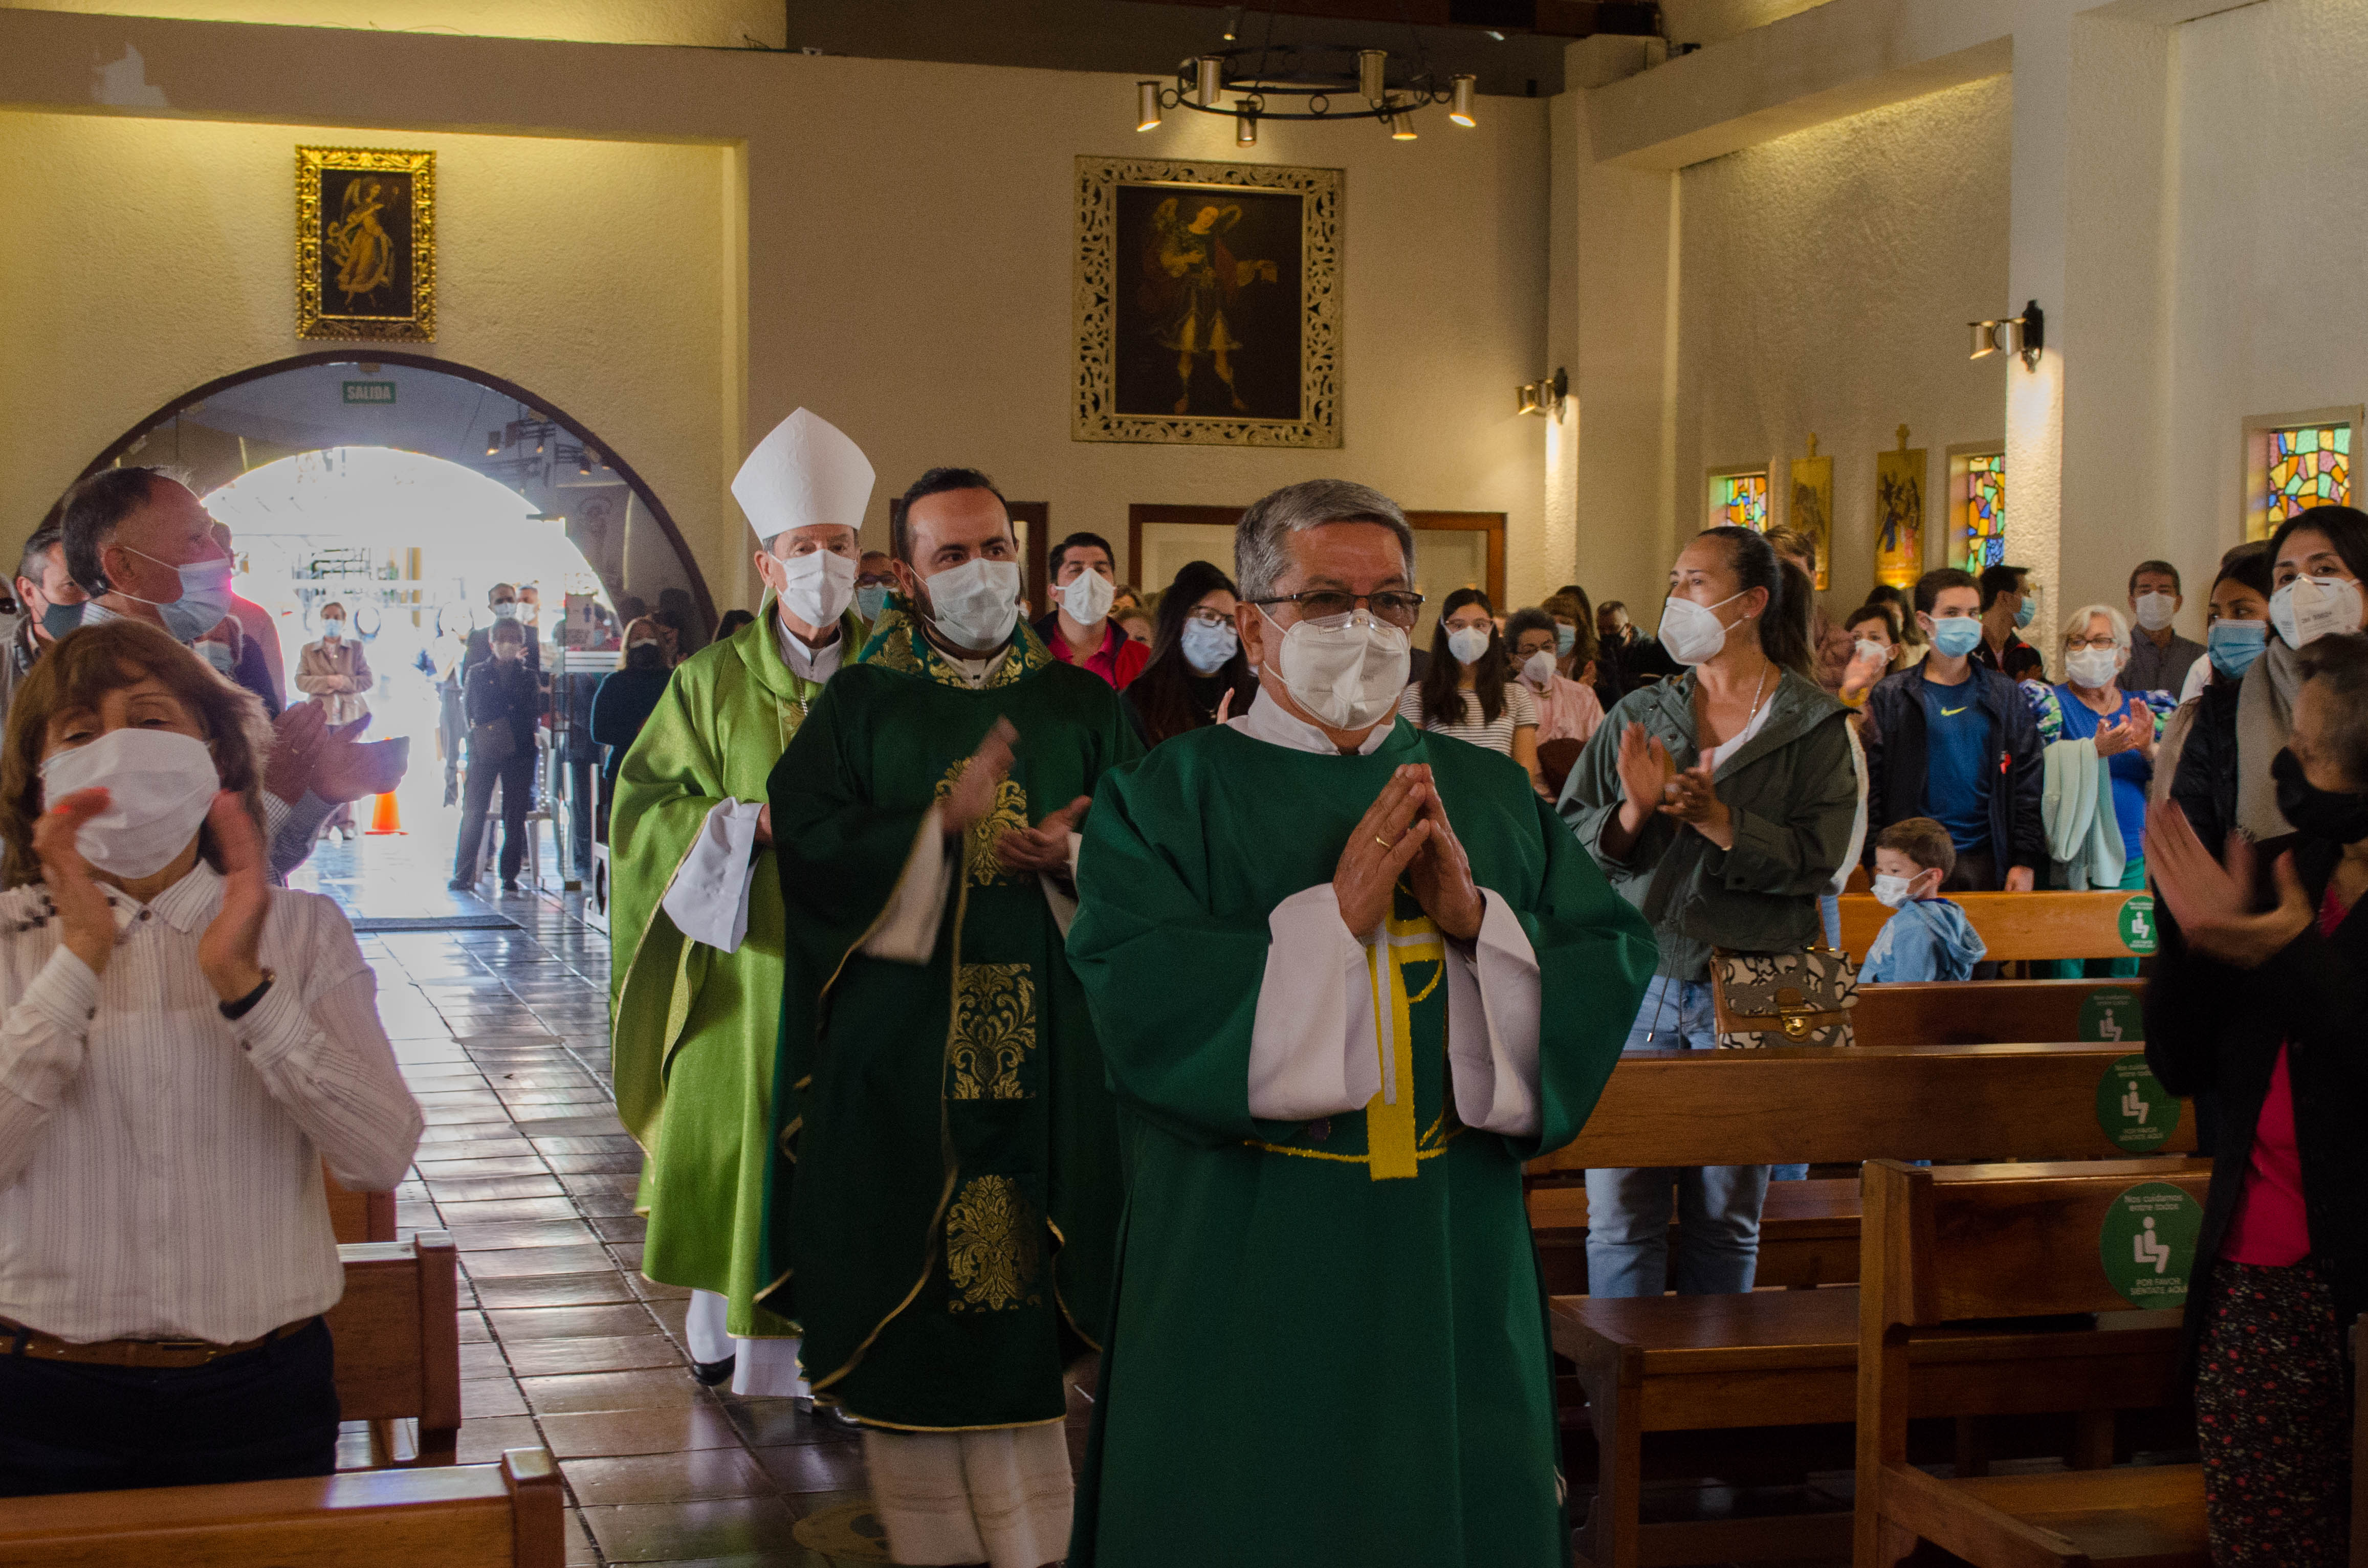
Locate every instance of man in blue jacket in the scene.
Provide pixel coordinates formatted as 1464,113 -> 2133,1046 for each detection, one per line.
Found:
1863,567 -> 2045,892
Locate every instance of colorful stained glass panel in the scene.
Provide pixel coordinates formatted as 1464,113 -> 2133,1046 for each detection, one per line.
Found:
2264,424 -> 2351,537
1959,453 -> 2005,572
1711,472 -> 1769,532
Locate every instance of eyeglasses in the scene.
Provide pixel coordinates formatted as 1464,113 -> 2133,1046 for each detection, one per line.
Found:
2064,635 -> 2120,651
1185,608 -> 1232,629
1250,589 -> 1426,629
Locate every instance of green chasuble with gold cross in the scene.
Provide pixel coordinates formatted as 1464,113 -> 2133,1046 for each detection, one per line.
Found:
1065,719 -> 1656,1568
759,603 -> 1141,1429
608,603 -> 865,1340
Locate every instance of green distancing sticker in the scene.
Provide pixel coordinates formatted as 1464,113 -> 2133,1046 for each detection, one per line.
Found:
2098,1181 -> 2203,1308
2118,894 -> 2159,954
2095,1053 -> 2177,1151
2077,987 -> 2143,1043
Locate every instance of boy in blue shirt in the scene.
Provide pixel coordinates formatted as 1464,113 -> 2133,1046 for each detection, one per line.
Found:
1860,817 -> 1987,982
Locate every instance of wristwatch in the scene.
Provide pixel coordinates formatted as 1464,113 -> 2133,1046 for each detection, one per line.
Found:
219,968 -> 277,1021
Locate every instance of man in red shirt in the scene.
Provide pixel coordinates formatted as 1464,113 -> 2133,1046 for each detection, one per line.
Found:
1037,530 -> 1148,689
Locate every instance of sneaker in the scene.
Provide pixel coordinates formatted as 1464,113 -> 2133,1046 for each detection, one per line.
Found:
447,877 -> 473,892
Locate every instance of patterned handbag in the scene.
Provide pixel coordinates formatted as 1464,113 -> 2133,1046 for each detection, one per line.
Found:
1708,945 -> 1859,1048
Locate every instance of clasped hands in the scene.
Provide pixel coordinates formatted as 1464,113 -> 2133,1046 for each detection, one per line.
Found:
1614,723 -> 1734,850
265,704 -> 406,808
35,788 -> 272,1002
941,719 -> 1090,875
1333,764 -> 1483,942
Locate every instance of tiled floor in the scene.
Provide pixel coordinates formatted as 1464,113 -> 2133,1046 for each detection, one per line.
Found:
301,823 -> 883,1567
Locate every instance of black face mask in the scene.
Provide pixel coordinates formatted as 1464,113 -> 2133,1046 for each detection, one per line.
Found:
625,644 -> 664,671
2272,746 -> 2368,843
40,601 -> 84,641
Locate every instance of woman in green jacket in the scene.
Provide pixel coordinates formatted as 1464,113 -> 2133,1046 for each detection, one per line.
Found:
1558,525 -> 1858,1296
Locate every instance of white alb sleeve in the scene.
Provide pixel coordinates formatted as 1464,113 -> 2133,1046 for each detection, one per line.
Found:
1442,889 -> 1544,1137
662,799 -> 763,954
861,807 -> 955,964
1246,884 -> 1384,1121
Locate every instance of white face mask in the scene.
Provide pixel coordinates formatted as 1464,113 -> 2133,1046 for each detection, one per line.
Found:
1521,649 -> 1556,688
2269,573 -> 2363,650
41,728 -> 221,879
2065,647 -> 2121,690
920,557 -> 1023,651
1060,568 -> 1116,626
1853,637 -> 1889,668
1658,590 -> 1751,667
319,620 -> 344,642
771,547 -> 858,629
1260,606 -> 1409,732
1446,626 -> 1492,667
492,601 -> 518,620
2133,592 -> 2177,632
1872,872 -> 1917,909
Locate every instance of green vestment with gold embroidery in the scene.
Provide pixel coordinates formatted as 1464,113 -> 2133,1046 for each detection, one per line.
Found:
1064,720 -> 1656,1567
761,604 -> 1141,1428
608,604 -> 865,1338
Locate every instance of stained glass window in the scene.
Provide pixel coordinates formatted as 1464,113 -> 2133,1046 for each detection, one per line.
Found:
2263,424 -> 2351,537
1710,472 -> 1768,532
1958,453 -> 2005,572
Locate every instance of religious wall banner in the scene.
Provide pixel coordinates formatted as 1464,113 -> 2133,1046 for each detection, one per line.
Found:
1874,425 -> 1926,589
296,146 -> 436,342
1073,154 -> 1341,448
1789,433 -> 1834,591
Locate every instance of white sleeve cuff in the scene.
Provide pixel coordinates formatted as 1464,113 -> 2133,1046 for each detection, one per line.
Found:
1246,884 -> 1383,1121
662,799 -> 763,954
1444,889 -> 1543,1137
19,946 -> 99,1042
861,807 -> 954,964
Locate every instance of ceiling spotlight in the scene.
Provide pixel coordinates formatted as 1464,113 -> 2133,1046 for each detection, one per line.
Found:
1358,49 -> 1387,102
1236,106 -> 1258,146
1450,74 -> 1476,127
1391,111 -> 1417,141
1221,4 -> 1242,42
1517,367 -> 1569,418
577,450 -> 594,476
1967,299 -> 2046,369
1197,54 -> 1223,107
486,431 -> 501,456
1136,80 -> 1163,131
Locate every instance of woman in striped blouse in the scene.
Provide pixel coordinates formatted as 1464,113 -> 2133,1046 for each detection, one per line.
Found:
0,619 -> 420,1497
1397,587 -> 1549,795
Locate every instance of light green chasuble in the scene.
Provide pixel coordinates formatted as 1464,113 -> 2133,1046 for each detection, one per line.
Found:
608,604 -> 864,1337
1066,720 -> 1655,1567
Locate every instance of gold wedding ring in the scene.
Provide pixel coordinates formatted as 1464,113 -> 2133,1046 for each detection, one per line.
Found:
1375,834 -> 1393,848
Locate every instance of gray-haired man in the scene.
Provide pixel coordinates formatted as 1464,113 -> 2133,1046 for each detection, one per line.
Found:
1064,478 -> 1654,1567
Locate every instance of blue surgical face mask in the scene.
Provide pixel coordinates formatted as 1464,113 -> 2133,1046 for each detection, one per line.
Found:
1179,616 -> 1238,675
1554,624 -> 1576,657
1928,616 -> 1984,659
116,546 -> 235,646
2013,595 -> 2036,630
855,583 -> 891,623
2206,619 -> 2268,680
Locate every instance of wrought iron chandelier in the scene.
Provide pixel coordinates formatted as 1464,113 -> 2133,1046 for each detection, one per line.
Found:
1135,38 -> 1476,147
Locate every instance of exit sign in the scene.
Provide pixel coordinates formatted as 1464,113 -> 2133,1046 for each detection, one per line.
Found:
343,381 -> 396,404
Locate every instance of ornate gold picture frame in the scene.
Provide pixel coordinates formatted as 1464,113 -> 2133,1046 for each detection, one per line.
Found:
1074,154 -> 1341,448
296,146 -> 436,341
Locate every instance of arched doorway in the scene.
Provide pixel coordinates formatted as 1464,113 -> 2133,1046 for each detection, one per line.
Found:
55,350 -> 715,635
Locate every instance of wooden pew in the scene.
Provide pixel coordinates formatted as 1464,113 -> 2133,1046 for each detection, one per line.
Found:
0,1447 -> 562,1567
1528,1178 -> 1862,1290
1542,1045 -> 2198,1568
325,1168 -> 399,1245
1836,889 -> 2154,964
327,1232 -> 462,1468
1851,978 -> 2143,1048
1855,1158 -> 2212,1568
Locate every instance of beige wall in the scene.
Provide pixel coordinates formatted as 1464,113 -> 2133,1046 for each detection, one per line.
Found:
0,0 -> 780,47
0,8 -> 1553,619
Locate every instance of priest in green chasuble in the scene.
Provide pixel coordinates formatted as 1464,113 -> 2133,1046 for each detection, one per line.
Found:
608,407 -> 875,1396
762,468 -> 1139,1568
1066,480 -> 1656,1568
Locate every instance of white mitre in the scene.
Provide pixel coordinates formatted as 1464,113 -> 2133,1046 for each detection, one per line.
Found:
731,408 -> 875,546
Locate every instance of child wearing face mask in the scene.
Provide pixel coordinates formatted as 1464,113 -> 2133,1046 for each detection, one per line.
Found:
1858,817 -> 1985,982
0,619 -> 421,1497
1397,587 -> 1548,796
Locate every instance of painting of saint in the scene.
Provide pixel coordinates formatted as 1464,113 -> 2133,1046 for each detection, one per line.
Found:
1789,435 -> 1834,592
1874,430 -> 1926,589
1113,184 -> 1303,423
297,147 -> 434,341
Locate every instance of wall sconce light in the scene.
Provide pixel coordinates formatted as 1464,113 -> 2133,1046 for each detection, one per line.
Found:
1968,300 -> 2046,369
1517,367 -> 1568,418
1136,80 -> 1163,131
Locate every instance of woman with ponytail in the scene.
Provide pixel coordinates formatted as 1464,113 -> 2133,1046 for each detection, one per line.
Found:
1559,525 -> 1858,1298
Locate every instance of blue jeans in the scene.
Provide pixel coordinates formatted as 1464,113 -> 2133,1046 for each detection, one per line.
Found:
1585,975 -> 1772,1297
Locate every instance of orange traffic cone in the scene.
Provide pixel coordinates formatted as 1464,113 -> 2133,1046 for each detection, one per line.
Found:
366,791 -> 404,835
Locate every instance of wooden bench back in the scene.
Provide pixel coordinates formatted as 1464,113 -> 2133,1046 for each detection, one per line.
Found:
325,1168 -> 398,1245
1852,978 -> 2143,1047
1528,1042 -> 2193,1174
0,1448 -> 562,1568
1837,889 -> 2153,963
325,1232 -> 462,1467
